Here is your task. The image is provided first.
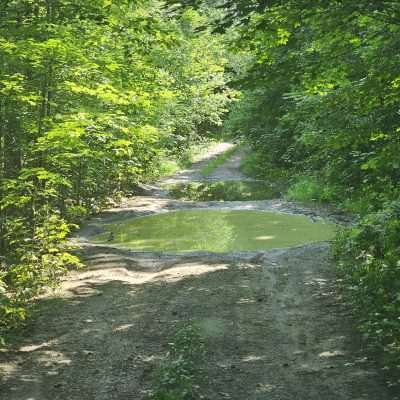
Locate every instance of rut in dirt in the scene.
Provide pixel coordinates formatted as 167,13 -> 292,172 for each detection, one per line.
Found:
0,143 -> 396,400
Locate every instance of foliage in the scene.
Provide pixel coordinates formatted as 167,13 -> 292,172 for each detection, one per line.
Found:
239,150 -> 289,190
239,151 -> 266,178
285,176 -> 337,204
166,180 -> 281,201
333,202 -> 400,369
0,208 -> 82,333
0,0 -> 232,337
219,0 -> 400,368
151,323 -> 206,400
225,1 -> 400,207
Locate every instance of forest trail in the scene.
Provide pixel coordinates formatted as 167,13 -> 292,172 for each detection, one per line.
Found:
161,142 -> 237,185
0,143 -> 395,400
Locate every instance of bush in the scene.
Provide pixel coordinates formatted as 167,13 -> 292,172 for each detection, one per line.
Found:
0,211 -> 82,342
285,176 -> 337,203
333,201 -> 400,366
151,324 -> 205,400
239,150 -> 289,188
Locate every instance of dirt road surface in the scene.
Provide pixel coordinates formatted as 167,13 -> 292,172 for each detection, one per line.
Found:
0,143 -> 396,400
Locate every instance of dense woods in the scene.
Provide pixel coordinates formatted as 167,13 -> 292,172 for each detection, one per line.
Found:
223,0 -> 400,366
1,0 -> 400,371
0,0 -> 232,335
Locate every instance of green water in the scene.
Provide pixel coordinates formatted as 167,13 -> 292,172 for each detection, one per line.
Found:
93,210 -> 336,252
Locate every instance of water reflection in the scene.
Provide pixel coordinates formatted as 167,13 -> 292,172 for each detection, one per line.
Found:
93,210 -> 336,252
166,181 -> 283,201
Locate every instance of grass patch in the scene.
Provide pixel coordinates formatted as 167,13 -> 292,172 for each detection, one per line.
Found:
158,159 -> 181,177
166,180 -> 282,201
156,140 -> 220,180
200,145 -> 238,177
285,175 -> 336,203
181,141 -> 219,168
150,323 -> 206,400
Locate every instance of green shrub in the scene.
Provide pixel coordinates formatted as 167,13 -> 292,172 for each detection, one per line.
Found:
333,201 -> 400,367
285,176 -> 336,203
240,151 -> 284,181
240,151 -> 265,178
166,181 -> 282,201
151,324 -> 205,400
0,210 -> 82,342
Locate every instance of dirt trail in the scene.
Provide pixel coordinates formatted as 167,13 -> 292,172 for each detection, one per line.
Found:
0,143 -> 396,400
161,142 -> 236,185
206,146 -> 250,181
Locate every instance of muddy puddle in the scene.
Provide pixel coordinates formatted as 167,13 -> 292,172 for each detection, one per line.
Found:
92,210 -> 336,252
164,180 -> 282,201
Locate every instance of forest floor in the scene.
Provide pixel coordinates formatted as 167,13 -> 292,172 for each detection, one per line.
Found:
0,143 -> 397,400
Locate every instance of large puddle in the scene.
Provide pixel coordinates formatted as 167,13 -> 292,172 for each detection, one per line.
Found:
93,210 -> 336,252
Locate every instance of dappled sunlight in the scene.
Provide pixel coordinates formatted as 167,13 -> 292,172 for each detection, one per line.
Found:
242,355 -> 266,362
319,350 -> 346,358
237,262 -> 259,270
236,297 -> 256,304
0,363 -> 19,378
61,260 -> 232,296
141,355 -> 164,363
255,383 -> 278,393
113,324 -> 134,332
13,339 -> 74,384
19,342 -> 53,353
36,351 -> 72,367
304,277 -> 330,291
1,244 -> 392,400
154,263 -> 229,282
0,278 -> 174,397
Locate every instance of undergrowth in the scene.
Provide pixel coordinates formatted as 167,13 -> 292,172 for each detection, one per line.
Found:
166,180 -> 282,201
285,176 -> 337,203
241,147 -> 400,375
333,202 -> 400,380
150,323 -> 206,400
239,150 -> 289,190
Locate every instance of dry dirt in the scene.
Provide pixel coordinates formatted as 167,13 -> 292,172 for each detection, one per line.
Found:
0,143 -> 397,400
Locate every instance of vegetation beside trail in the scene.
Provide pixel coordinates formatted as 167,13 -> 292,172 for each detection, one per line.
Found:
166,180 -> 282,201
150,324 -> 206,400
222,1 -> 400,370
0,1 -> 232,339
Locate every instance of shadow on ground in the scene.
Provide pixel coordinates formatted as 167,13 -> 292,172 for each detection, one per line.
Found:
0,245 -> 395,400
